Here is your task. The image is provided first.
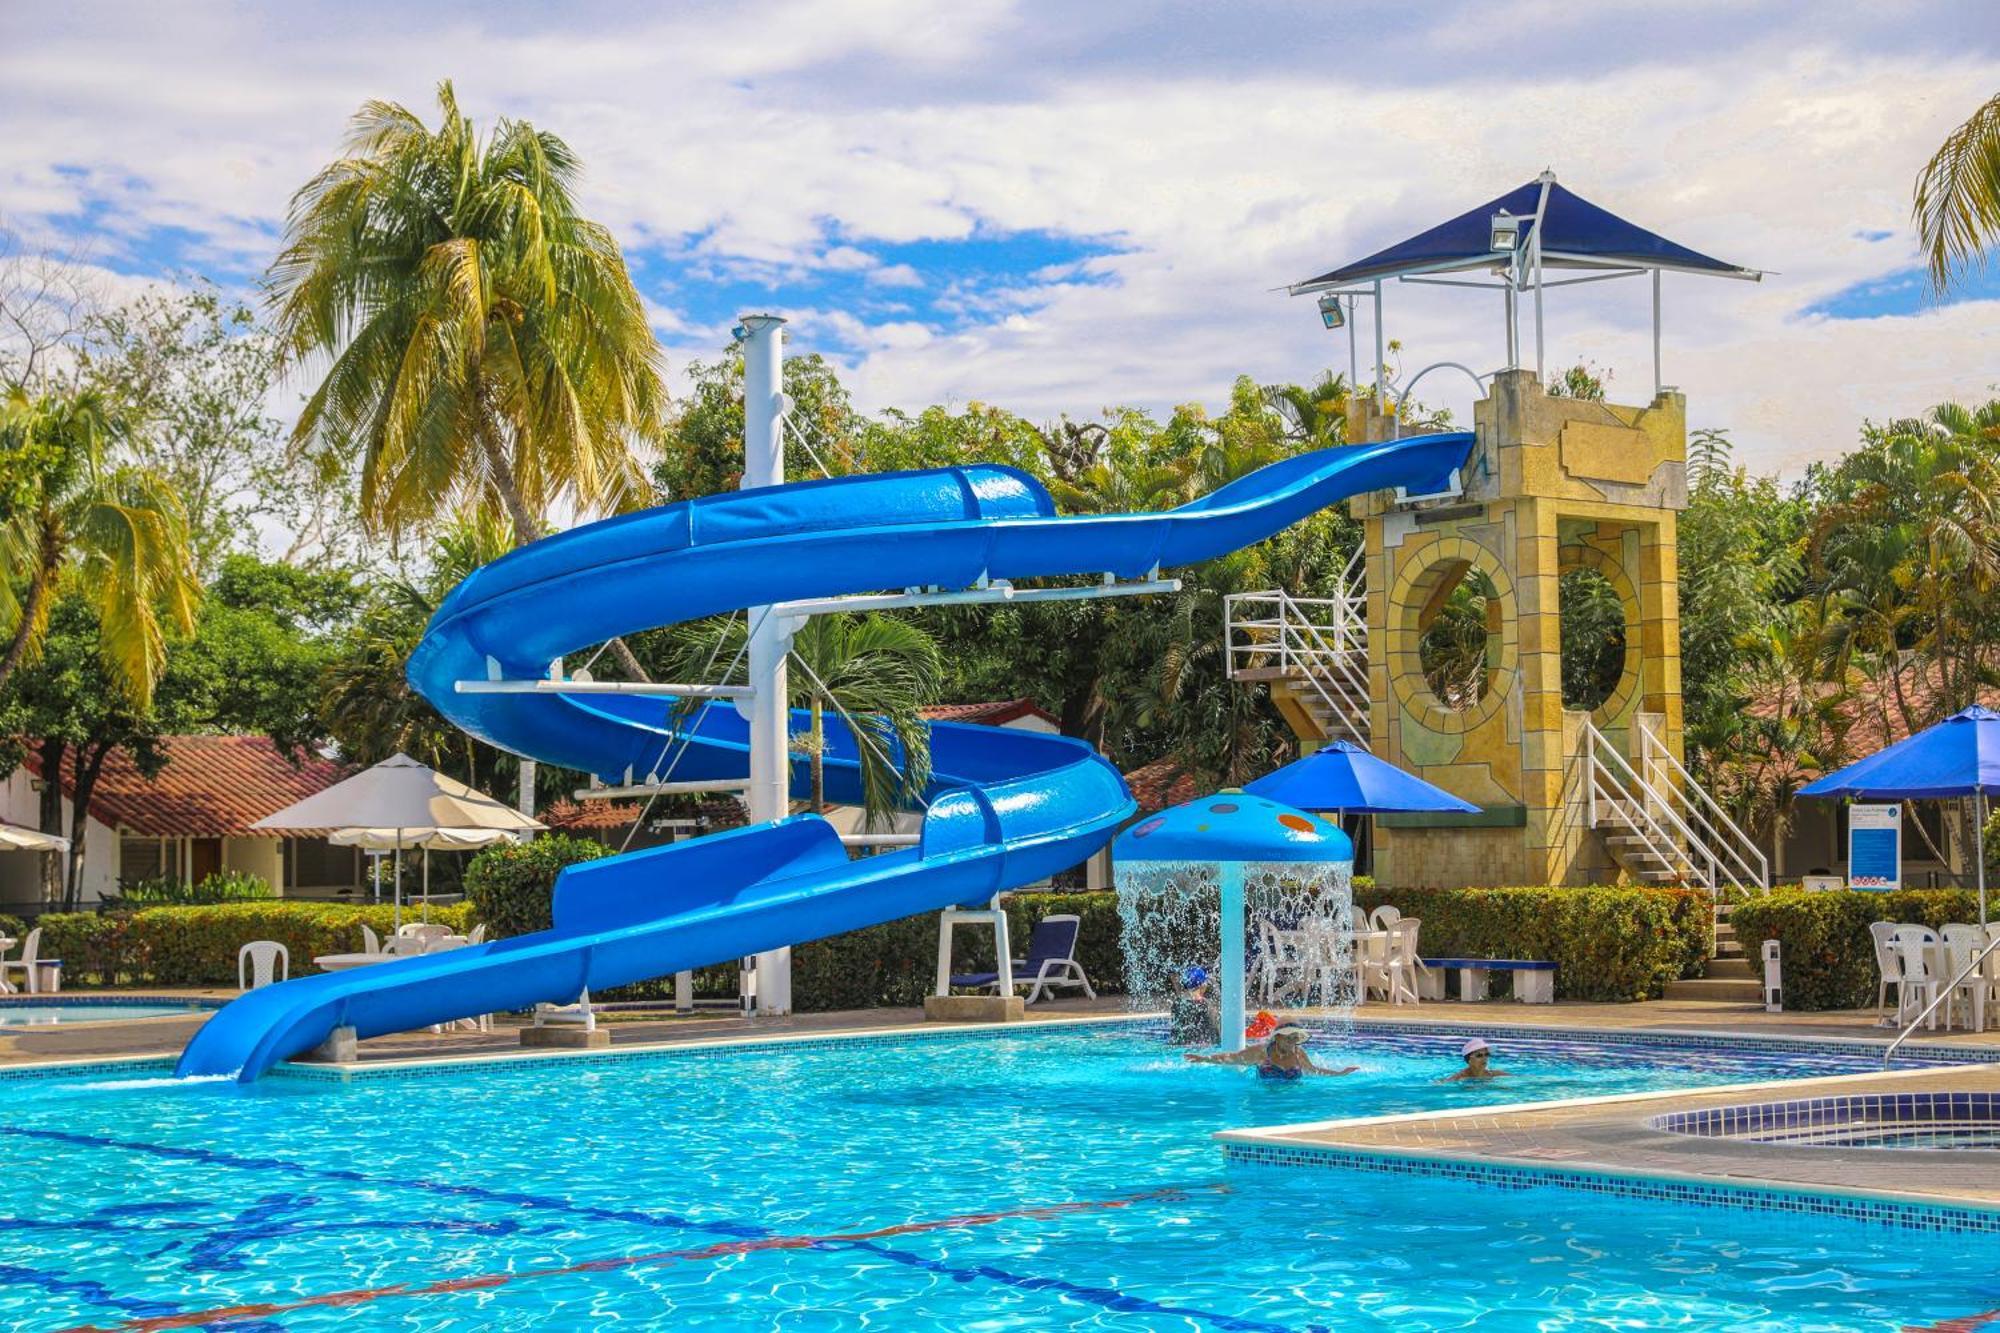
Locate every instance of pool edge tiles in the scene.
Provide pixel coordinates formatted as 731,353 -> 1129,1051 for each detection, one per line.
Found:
1219,1059 -> 2000,1233
1216,1136 -> 2000,1234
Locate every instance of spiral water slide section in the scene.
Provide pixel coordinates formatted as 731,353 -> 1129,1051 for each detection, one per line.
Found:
176,432 -> 1473,1081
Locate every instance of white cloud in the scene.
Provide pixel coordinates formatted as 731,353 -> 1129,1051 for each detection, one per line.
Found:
2,3 -> 1995,476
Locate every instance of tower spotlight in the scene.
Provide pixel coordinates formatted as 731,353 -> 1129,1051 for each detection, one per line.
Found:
1489,210 -> 1521,252
1317,293 -> 1346,329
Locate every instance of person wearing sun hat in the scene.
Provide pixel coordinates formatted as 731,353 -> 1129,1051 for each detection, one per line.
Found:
1184,1022 -> 1358,1079
1441,1036 -> 1512,1082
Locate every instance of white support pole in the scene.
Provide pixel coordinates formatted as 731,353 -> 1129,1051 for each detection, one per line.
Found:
1345,297 -> 1358,396
1651,268 -> 1663,397
518,657 -> 560,816
738,313 -> 793,1016
1503,275 -> 1518,369
1371,281 -> 1385,410
1978,791 -> 1988,927
1220,863 -> 1246,1054
1532,231 -> 1545,381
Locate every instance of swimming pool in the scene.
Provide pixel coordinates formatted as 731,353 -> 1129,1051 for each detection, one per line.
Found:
3,1020 -> 1997,1330
0,999 -> 215,1026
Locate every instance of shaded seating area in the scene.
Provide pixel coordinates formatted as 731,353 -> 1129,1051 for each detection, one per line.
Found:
951,914 -> 1097,1005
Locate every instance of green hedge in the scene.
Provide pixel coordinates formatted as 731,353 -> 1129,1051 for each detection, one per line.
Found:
461,834 -> 613,938
1730,888 -> 1979,1011
40,901 -> 475,988
789,891 -> 1126,1011
1351,884 -> 1713,1002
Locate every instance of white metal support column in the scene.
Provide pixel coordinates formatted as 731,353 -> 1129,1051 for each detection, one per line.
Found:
1651,269 -> 1663,396
738,313 -> 793,1015
1371,281 -> 1384,408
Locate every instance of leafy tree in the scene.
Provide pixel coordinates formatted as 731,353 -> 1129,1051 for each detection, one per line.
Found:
1558,568 -> 1625,709
653,350 -> 864,501
0,595 -> 172,908
0,386 -> 199,708
1914,90 -> 2000,293
270,80 -> 666,550
79,285 -> 365,574
660,612 -> 941,826
1262,371 -> 1352,447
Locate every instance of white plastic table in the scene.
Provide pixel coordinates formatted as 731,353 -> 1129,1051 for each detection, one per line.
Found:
313,952 -> 397,972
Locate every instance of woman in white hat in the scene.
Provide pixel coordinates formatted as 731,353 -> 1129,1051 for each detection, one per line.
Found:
1441,1037 -> 1512,1082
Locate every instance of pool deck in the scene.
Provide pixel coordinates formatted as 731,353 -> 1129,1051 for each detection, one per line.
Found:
1220,1061 -> 2000,1212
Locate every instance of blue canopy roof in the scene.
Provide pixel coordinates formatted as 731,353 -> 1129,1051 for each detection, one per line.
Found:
1798,706 -> 2000,801
1292,177 -> 1758,293
1113,791 -> 1353,865
1242,740 -> 1479,815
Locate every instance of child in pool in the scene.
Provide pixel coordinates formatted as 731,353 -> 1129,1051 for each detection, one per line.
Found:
1168,965 -> 1223,1046
1183,1024 -> 1358,1079
1439,1037 -> 1512,1081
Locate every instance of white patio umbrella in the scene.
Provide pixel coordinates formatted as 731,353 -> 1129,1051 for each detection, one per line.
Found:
329,826 -> 517,923
252,754 -> 541,928
0,824 -> 70,901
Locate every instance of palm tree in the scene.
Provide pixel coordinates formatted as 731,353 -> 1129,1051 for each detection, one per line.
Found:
1262,371 -> 1351,448
268,81 -> 667,550
0,386 -> 198,708
1915,91 -> 2000,294
667,612 -> 942,826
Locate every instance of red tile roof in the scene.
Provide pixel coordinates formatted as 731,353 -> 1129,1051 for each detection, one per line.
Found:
541,799 -> 642,831
919,698 -> 1059,727
28,735 -> 351,838
1122,759 -> 1203,813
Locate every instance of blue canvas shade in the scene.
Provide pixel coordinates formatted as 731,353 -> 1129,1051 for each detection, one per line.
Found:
1799,706 -> 2000,922
1244,740 -> 1479,815
1291,178 -> 1759,293
1113,792 -> 1353,865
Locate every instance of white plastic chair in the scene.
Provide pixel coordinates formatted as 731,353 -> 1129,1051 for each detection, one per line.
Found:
0,928 -> 59,995
1890,925 -> 1942,1029
238,941 -> 290,991
360,924 -> 382,955
1940,925 -> 1989,1032
1385,919 -> 1424,1006
467,923 -> 487,945
389,923 -> 454,955
1369,905 -> 1402,933
1868,921 -> 1903,1020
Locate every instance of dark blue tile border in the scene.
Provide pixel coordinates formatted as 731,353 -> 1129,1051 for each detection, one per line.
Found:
1221,1139 -> 2000,1234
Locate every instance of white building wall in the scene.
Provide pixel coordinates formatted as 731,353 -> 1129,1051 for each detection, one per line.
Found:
223,837 -> 284,891
0,767 -> 119,910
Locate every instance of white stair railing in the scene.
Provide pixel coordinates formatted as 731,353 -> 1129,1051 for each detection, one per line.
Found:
1582,719 -> 1767,899
1224,562 -> 1370,745
1636,720 -> 1770,892
1582,719 -> 1712,887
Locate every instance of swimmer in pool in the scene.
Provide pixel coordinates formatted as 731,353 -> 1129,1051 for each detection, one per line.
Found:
1183,1024 -> 1358,1079
1439,1037 -> 1512,1081
1168,965 -> 1222,1046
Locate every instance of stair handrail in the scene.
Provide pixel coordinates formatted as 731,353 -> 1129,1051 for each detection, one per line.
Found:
1583,719 -> 1711,886
1883,931 -> 2000,1066
1223,588 -> 1371,744
1636,722 -> 1770,891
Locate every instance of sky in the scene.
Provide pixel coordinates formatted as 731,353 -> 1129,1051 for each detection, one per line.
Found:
4,0 -> 1997,477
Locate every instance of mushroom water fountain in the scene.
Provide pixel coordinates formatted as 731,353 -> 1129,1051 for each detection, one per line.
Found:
1112,791 -> 1356,1052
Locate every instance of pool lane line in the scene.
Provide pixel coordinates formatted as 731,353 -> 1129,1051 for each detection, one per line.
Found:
61,1184 -> 1266,1333
1905,1306 -> 2000,1332
10,1126 -> 1315,1333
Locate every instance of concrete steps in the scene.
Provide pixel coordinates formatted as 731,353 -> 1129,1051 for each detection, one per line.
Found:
1664,976 -> 1763,1003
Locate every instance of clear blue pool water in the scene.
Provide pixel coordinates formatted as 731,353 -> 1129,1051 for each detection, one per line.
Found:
3,1021 -> 1997,1331
0,1001 -> 210,1026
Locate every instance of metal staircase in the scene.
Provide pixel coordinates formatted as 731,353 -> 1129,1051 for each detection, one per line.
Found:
1222,548 -> 1371,746
1581,718 -> 1770,1000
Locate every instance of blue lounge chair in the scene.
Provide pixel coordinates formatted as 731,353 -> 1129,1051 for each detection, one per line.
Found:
951,913 -> 1096,1004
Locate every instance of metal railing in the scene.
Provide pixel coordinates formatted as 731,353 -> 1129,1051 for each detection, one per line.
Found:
1582,719 -> 1713,888
1636,720 -> 1770,892
1223,564 -> 1370,744
1884,932 -> 2000,1065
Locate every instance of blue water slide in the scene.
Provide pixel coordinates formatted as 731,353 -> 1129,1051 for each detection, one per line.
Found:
176,431 -> 1472,1081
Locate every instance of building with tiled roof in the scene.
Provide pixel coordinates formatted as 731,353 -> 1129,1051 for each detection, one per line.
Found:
1121,759 -> 1203,813
0,735 -> 364,911
918,698 -> 1059,731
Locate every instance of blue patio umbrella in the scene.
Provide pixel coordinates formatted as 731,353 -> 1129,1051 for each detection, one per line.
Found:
1798,705 -> 2000,922
1244,740 -> 1480,815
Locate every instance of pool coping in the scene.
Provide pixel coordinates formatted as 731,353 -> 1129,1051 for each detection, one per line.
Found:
1218,1058 -> 2000,1233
